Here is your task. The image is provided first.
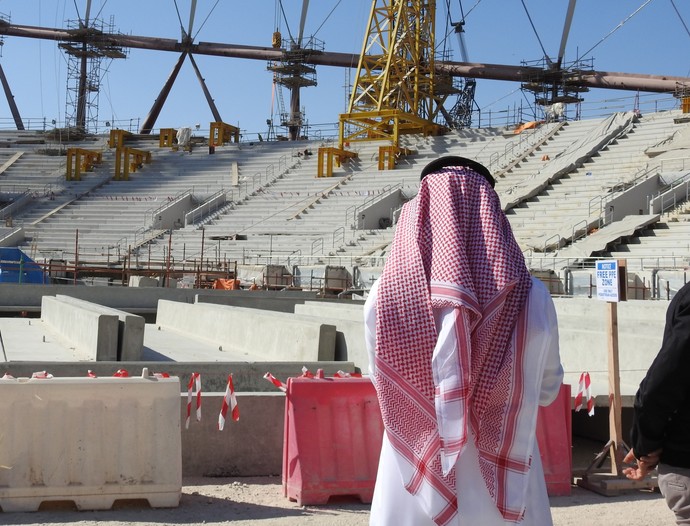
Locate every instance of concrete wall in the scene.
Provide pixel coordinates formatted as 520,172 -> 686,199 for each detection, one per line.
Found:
156,300 -> 337,362
152,191 -> 194,229
293,302 -> 367,369
196,293 -> 313,313
0,284 -> 318,314
296,301 -> 364,322
0,226 -> 24,247
356,189 -> 404,229
55,294 -> 145,361
182,392 -> 284,477
40,296 -> 119,361
607,175 -> 661,220
553,297 -> 666,398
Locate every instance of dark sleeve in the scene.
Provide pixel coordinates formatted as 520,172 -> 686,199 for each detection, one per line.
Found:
630,284 -> 690,458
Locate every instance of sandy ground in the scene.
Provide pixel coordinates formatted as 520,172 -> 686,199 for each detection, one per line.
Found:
0,475 -> 674,526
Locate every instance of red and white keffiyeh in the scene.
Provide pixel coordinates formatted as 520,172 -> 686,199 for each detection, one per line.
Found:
374,166 -> 532,524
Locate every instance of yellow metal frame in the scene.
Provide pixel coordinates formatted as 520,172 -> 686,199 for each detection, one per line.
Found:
114,147 -> 152,181
317,147 -> 358,178
339,0 -> 447,148
159,128 -> 177,148
108,129 -> 132,149
66,148 -> 102,181
378,145 -> 413,170
209,122 -> 240,146
683,97 -> 690,114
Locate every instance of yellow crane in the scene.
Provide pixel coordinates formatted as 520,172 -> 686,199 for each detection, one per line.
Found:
338,0 -> 450,149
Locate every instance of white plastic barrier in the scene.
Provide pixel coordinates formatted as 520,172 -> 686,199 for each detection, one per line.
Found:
0,371 -> 181,512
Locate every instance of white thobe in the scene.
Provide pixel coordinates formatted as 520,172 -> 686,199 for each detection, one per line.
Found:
365,277 -> 564,526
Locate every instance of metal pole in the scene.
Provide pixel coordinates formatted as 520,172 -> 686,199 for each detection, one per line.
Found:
74,228 -> 79,285
166,231 -> 172,287
0,330 -> 7,362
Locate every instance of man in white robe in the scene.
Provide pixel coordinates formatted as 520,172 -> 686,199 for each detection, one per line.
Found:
364,157 -> 564,525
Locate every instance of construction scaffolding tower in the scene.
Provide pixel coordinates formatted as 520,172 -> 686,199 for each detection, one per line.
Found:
520,57 -> 594,121
267,35 -> 323,141
60,15 -> 126,133
338,0 -> 449,148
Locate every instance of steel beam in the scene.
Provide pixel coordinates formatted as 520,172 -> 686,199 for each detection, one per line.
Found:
0,22 -> 687,95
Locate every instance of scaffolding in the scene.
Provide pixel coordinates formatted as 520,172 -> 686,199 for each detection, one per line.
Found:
267,36 -> 324,140
520,57 -> 594,121
60,15 -> 126,133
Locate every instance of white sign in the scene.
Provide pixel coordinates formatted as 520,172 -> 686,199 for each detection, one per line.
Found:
596,260 -> 619,302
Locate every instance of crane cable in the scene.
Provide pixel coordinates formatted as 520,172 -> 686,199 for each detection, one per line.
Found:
670,0 -> 690,41
173,0 -> 185,37
312,1 -> 343,40
193,0 -> 221,42
520,0 -> 551,65
579,0 -> 653,61
277,0 -> 295,45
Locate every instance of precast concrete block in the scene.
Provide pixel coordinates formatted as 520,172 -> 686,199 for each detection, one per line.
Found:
0,372 -> 181,512
55,294 -> 145,361
40,296 -> 118,361
156,300 -> 336,362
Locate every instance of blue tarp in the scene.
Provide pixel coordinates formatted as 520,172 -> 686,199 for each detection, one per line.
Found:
0,247 -> 49,284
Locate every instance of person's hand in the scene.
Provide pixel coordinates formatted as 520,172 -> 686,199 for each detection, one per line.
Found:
622,448 -> 661,480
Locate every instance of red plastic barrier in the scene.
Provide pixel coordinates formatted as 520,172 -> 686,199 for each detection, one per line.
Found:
282,376 -> 384,506
536,383 -> 572,496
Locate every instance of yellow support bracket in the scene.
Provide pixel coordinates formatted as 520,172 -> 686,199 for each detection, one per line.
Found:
108,129 -> 132,149
114,147 -> 152,181
159,128 -> 177,148
378,145 -> 413,170
66,148 -> 103,181
317,147 -> 358,178
209,121 -> 240,146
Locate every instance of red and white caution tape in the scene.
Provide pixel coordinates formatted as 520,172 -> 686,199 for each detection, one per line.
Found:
1,373 -> 15,379
112,369 -> 129,377
152,372 -> 170,379
31,371 -> 53,379
574,372 -> 594,416
87,370 -> 97,378
264,372 -> 287,392
186,372 -> 202,429
218,374 -> 239,430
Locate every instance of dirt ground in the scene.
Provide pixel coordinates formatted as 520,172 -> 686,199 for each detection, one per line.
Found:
0,475 -> 674,526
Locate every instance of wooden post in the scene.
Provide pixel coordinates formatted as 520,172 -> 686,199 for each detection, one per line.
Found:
607,300 -> 624,475
578,259 -> 657,494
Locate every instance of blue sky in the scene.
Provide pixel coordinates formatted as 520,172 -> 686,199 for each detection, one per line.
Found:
0,1 -> 688,137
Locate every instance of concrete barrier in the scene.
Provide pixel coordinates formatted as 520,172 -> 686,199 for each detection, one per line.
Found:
156,300 -> 337,362
56,295 -> 145,361
0,372 -> 181,512
196,293 -> 317,313
0,283 -> 319,315
40,296 -> 119,361
295,301 -> 365,322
